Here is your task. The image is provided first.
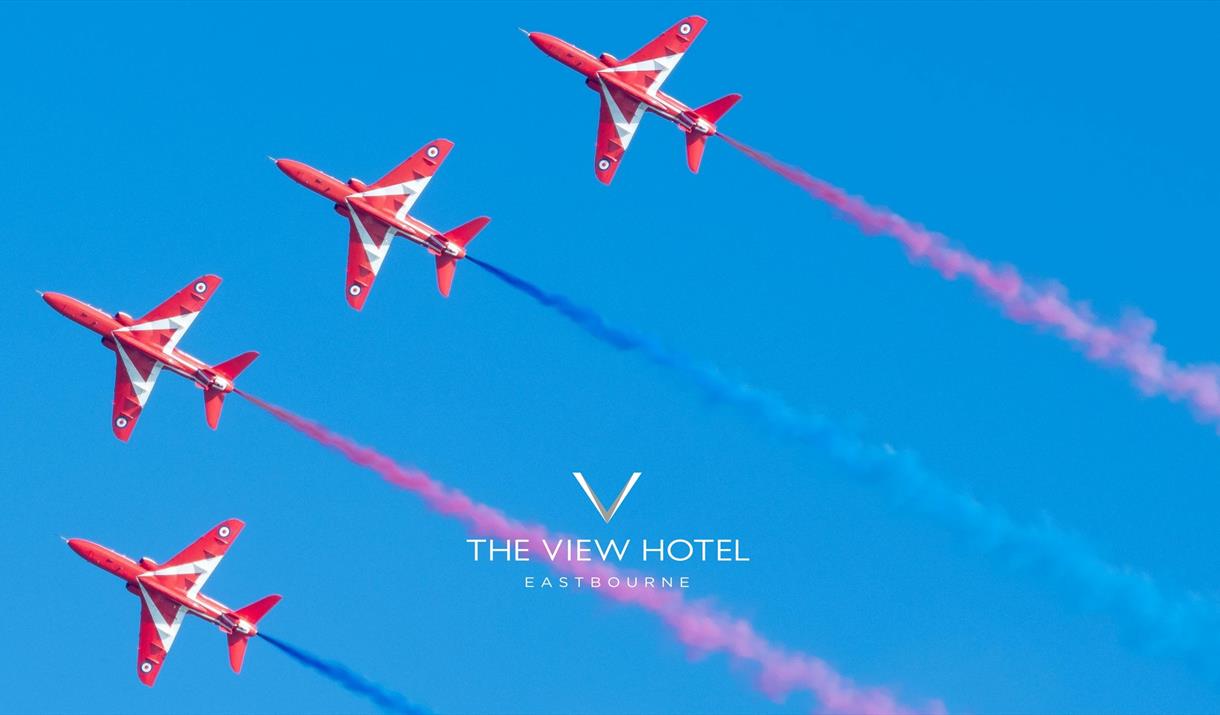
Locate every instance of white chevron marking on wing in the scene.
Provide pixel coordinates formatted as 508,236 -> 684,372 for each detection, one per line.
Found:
114,341 -> 163,407
138,581 -> 187,652
346,202 -> 396,276
604,53 -> 683,96
350,175 -> 432,222
598,77 -> 647,149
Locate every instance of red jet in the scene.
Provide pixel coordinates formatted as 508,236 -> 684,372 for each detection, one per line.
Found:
526,16 -> 740,184
67,519 -> 280,686
42,275 -> 256,441
276,139 -> 490,307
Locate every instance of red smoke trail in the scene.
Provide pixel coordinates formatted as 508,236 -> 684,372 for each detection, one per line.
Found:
719,134 -> 1220,429
237,390 -> 942,715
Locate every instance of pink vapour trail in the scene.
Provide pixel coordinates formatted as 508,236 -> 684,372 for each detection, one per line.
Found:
718,134 -> 1220,429
237,390 -> 943,715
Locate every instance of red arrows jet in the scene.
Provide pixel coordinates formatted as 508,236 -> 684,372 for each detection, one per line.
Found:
42,275 -> 256,441
276,139 -> 490,307
526,16 -> 740,184
67,519 -> 280,686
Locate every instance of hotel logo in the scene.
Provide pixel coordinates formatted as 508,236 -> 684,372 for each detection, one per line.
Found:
571,471 -> 642,523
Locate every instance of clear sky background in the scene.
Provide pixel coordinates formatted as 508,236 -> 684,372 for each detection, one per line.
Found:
3,2 -> 1219,714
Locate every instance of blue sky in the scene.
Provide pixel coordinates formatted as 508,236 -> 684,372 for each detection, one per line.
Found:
3,2 -> 1219,713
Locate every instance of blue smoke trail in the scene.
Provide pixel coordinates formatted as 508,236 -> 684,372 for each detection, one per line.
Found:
467,255 -> 1220,677
259,633 -> 427,714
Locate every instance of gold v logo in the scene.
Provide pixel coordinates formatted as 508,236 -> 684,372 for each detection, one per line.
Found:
572,471 -> 642,523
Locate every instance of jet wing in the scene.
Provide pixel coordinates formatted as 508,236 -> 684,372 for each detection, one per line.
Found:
594,78 -> 647,184
352,139 -> 454,222
613,16 -> 707,96
112,342 -> 163,441
105,275 -> 222,440
124,275 -> 222,355
135,583 -> 188,686
144,519 -> 244,598
343,208 -> 397,310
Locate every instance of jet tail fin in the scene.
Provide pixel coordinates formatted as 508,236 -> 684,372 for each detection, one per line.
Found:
686,94 -> 741,174
227,594 -> 282,673
435,217 -> 491,297
204,351 -> 260,429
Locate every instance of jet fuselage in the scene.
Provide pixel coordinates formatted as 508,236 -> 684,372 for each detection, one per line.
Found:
42,292 -> 235,394
527,32 -> 717,136
275,159 -> 464,259
66,538 -> 256,636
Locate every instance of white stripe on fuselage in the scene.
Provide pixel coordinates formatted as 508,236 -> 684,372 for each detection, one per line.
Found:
343,198 -> 443,263
345,173 -> 436,272
110,308 -> 205,403
597,72 -> 684,121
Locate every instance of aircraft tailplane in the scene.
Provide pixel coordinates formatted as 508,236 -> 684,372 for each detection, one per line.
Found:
435,216 -> 491,296
227,594 -> 282,673
686,94 -> 742,174
686,134 -> 708,173
204,352 -> 260,429
697,93 -> 741,124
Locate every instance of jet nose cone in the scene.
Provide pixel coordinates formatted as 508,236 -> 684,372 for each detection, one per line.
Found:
42,291 -> 70,315
527,32 -> 575,65
527,31 -> 553,51
66,538 -> 90,558
275,159 -> 315,189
